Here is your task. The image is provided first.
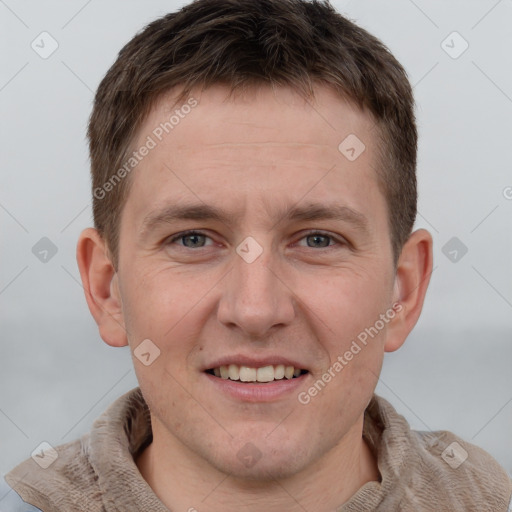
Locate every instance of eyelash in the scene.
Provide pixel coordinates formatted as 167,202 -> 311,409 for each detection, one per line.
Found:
166,229 -> 346,250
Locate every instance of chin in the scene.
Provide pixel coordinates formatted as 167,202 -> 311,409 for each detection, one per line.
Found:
205,438 -> 313,482
221,454 -> 308,482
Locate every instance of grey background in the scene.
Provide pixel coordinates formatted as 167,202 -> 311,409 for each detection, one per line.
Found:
1,0 -> 511,478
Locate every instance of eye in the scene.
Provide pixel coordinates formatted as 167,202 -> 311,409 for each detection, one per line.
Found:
165,230 -> 346,251
167,230 -> 214,249
296,231 -> 342,249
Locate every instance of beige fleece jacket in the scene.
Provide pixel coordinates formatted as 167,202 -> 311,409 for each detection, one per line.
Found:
5,387 -> 512,511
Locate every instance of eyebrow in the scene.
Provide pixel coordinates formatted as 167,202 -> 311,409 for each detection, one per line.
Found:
140,202 -> 369,237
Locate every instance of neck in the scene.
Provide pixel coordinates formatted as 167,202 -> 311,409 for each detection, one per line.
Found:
136,414 -> 380,511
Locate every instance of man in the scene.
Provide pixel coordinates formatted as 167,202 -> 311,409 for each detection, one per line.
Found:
3,0 -> 511,510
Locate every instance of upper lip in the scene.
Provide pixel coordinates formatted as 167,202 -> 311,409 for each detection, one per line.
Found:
203,355 -> 309,371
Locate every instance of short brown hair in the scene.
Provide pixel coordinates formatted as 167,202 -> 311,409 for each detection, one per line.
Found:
88,0 -> 417,269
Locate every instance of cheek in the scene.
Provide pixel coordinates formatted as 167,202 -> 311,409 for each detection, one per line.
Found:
120,267 -> 213,390
306,268 -> 391,404
121,265 -> 199,340
313,269 -> 392,337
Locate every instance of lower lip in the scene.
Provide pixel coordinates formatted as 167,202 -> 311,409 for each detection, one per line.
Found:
204,372 -> 308,402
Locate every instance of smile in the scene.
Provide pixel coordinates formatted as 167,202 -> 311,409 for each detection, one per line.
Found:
206,364 -> 309,383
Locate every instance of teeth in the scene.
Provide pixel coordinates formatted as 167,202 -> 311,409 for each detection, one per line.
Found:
284,366 -> 294,379
214,364 -> 304,382
239,366 -> 257,382
274,364 -> 285,379
256,366 -> 274,382
228,364 -> 239,380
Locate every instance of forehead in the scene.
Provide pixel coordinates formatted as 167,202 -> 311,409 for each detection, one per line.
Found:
138,84 -> 375,153
123,83 -> 385,231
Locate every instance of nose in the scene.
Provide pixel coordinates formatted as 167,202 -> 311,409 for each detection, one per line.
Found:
216,244 -> 296,338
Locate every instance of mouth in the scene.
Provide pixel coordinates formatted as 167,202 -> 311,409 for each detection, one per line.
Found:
205,364 -> 309,383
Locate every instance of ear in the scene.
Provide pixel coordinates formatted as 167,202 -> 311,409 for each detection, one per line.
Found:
76,228 -> 128,347
384,228 -> 433,353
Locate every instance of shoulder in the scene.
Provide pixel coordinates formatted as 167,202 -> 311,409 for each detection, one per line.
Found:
369,395 -> 512,511
0,475 -> 43,511
414,429 -> 512,511
4,437 -> 94,511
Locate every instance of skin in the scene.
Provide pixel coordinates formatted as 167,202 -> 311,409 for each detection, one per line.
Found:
77,83 -> 433,511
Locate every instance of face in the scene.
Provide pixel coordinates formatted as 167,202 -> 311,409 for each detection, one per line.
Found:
115,84 -> 399,479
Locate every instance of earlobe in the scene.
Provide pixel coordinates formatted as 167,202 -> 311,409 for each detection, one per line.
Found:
384,229 -> 433,353
76,228 -> 128,347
